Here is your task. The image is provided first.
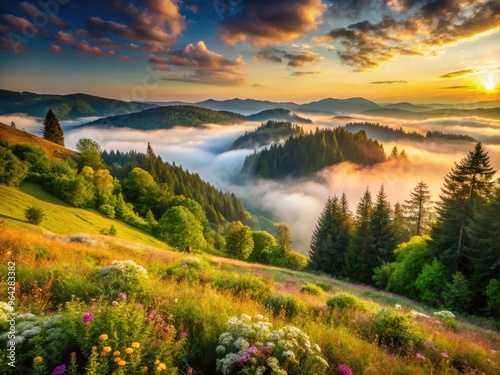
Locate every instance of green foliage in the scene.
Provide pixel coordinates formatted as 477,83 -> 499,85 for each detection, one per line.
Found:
243,126 -> 386,179
24,206 -> 45,225
415,258 -> 449,306
372,262 -> 396,290
42,109 -> 64,146
94,260 -> 150,299
158,206 -> 208,251
76,138 -> 104,170
443,272 -> 472,313
0,145 -> 28,186
265,295 -> 308,319
385,236 -> 432,300
371,185 -> 396,264
100,224 -> 117,236
249,230 -> 276,263
269,248 -> 309,271
313,281 -> 332,291
371,308 -> 423,350
230,121 -> 305,150
403,181 -> 433,236
211,272 -> 273,301
326,293 -> 365,311
225,223 -> 254,260
12,143 -> 51,176
301,282 -> 322,295
485,279 -> 500,318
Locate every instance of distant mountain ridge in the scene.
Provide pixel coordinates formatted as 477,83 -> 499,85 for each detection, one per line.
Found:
246,109 -> 312,124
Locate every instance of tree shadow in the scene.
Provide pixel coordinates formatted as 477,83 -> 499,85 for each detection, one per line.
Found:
0,213 -> 27,224
18,183 -> 70,206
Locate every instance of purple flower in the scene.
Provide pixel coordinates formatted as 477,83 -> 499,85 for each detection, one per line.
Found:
118,292 -> 127,299
82,312 -> 93,324
441,352 -> 449,358
337,364 -> 352,375
187,369 -> 193,375
416,353 -> 426,360
52,364 -> 67,375
148,310 -> 156,320
180,331 -> 187,337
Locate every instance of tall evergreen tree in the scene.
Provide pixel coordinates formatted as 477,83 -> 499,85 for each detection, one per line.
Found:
42,109 -> 64,146
392,202 -> 410,244
372,185 -> 396,264
404,181 -> 433,236
345,188 -> 376,283
309,196 -> 335,271
432,142 -> 496,275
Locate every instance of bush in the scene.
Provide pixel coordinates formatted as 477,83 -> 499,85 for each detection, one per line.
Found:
485,279 -> 500,318
432,310 -> 457,330
415,258 -> 449,306
314,281 -> 333,291
327,293 -> 365,311
0,145 -> 28,186
95,260 -> 150,298
98,203 -> 116,218
371,308 -> 423,350
211,272 -> 273,301
24,206 -> 45,225
100,224 -> 117,236
301,282 -> 322,295
216,314 -> 328,375
265,295 -> 308,319
443,272 -> 472,313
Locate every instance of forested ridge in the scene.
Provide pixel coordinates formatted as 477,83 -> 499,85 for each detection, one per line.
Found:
230,121 -> 305,150
242,124 -> 387,178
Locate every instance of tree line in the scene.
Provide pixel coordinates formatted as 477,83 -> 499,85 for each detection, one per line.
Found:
309,143 -> 499,318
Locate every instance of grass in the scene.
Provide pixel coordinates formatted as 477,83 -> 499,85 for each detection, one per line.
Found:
0,121 -> 75,160
0,182 -> 171,249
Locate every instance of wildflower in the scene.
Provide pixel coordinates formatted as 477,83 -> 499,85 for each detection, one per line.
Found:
168,314 -> 174,320
180,331 -> 187,337
113,351 -> 120,357
441,353 -> 449,359
337,364 -> 352,375
395,304 -> 402,309
82,312 -> 93,324
51,364 -> 67,375
154,359 -> 160,365
103,346 -> 112,353
100,352 -> 107,357
34,356 -> 43,364
114,357 -> 121,363
159,363 -> 166,370
187,368 -> 193,375
125,348 -> 134,354
112,301 -> 119,306
118,292 -> 127,299
118,360 -> 126,366
99,334 -> 108,341
149,310 -> 157,320
416,353 -> 426,360
131,342 -> 141,349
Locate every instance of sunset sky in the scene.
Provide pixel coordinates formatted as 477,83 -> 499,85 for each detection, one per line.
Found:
1,0 -> 499,103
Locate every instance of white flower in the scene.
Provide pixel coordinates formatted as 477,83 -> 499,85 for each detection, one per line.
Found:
216,345 -> 226,355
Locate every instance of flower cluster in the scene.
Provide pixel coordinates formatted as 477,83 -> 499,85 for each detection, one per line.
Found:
216,314 -> 328,375
337,364 -> 352,375
95,260 -> 148,280
433,310 -> 455,319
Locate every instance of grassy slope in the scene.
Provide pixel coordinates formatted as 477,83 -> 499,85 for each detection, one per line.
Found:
0,121 -> 75,160
0,182 -> 170,249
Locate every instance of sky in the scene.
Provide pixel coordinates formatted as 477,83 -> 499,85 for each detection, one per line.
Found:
1,0 -> 499,103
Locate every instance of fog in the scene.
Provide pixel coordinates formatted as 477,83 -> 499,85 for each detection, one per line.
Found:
0,114 -> 102,135
65,114 -> 500,255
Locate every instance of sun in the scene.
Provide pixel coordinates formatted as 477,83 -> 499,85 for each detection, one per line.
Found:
483,77 -> 496,91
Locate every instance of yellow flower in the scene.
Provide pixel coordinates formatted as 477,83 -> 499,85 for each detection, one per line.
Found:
113,351 -> 121,357
131,342 -> 141,349
125,347 -> 133,354
154,359 -> 160,365
99,334 -> 108,341
159,363 -> 166,370
103,346 -> 112,353
118,360 -> 127,366
143,367 -> 148,371
114,357 -> 121,363
156,366 -> 163,372
100,351 -> 107,357
34,356 -> 43,364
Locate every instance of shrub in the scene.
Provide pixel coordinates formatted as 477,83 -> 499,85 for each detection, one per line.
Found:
100,224 -> 117,236
216,314 -> 328,375
327,293 -> 365,311
485,279 -> 500,318
0,145 -> 28,186
301,282 -> 322,295
433,310 -> 458,330
98,203 -> 116,218
24,206 -> 45,225
371,308 -> 423,350
314,281 -> 333,291
443,272 -> 472,313
265,295 -> 308,319
415,258 -> 449,306
211,272 -> 273,301
95,260 -> 150,298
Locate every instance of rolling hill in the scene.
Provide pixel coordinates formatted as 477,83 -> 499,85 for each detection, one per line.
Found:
0,89 -> 156,120
230,121 -> 305,150
362,107 -> 500,120
246,108 -> 312,123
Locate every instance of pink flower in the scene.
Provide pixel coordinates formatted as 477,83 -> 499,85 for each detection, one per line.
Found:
180,332 -> 187,337
441,352 -> 449,358
187,368 -> 193,375
416,353 -> 426,360
148,310 -> 156,320
337,364 -> 352,375
82,312 -> 93,323
118,292 -> 127,299
168,314 -> 174,320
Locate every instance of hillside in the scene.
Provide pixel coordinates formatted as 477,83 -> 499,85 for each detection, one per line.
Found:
81,105 -> 246,129
246,108 -> 312,124
196,98 -> 299,115
0,89 -> 155,120
0,121 -> 75,159
299,97 -> 380,113
230,121 -> 306,150
1,223 -> 499,374
362,107 -> 500,120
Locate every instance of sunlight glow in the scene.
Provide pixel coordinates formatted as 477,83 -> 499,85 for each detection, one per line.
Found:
483,76 -> 497,92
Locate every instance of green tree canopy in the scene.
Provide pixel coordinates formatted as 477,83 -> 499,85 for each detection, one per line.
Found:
42,109 -> 64,146
158,206 -> 207,251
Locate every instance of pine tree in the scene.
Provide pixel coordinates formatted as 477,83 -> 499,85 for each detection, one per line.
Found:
404,181 -> 433,236
11,121 -> 16,128
309,196 -> 334,271
42,109 -> 64,146
432,142 -> 496,275
345,188 -> 376,283
392,202 -> 410,244
372,185 -> 396,264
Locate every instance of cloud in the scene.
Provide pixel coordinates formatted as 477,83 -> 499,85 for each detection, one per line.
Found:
326,0 -> 500,71
74,41 -> 105,56
0,14 -> 41,35
19,2 -> 69,30
284,50 -> 322,67
326,0 -> 374,18
291,71 -> 324,77
86,0 -> 185,45
440,85 -> 474,90
370,80 -> 408,84
53,31 -> 76,44
48,44 -> 63,53
219,0 -> 327,46
151,41 -> 248,86
439,69 -> 478,79
253,48 -> 283,63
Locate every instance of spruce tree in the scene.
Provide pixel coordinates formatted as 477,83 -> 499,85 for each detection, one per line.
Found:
393,202 -> 410,244
372,185 -> 396,264
42,109 -> 64,146
345,188 -> 376,283
404,181 -> 433,236
309,196 -> 334,271
432,142 -> 496,274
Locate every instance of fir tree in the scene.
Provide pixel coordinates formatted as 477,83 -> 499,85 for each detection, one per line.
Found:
11,121 -> 16,128
372,185 -> 396,264
432,142 -> 496,275
42,109 -> 64,146
392,202 -> 410,244
404,181 -> 433,236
